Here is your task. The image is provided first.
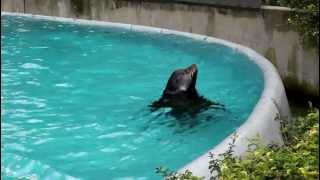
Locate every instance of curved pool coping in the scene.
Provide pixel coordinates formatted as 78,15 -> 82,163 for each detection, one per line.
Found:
2,12 -> 291,179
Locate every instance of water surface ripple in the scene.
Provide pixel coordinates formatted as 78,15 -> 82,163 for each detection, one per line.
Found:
1,15 -> 263,179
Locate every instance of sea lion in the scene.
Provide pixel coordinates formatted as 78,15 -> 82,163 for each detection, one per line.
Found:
150,64 -> 224,117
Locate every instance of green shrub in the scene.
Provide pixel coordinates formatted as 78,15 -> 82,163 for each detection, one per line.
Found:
283,0 -> 319,47
157,109 -> 319,180
264,0 -> 319,47
156,167 -> 204,180
211,109 -> 319,179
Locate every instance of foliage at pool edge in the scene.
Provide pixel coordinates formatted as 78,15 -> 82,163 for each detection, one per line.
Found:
157,108 -> 319,179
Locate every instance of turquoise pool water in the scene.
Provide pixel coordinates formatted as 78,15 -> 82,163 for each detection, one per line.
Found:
1,15 -> 264,180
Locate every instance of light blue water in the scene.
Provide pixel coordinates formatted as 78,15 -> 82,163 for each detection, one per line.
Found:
1,15 -> 264,180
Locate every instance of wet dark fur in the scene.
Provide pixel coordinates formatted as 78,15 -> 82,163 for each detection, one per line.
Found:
150,64 -> 224,117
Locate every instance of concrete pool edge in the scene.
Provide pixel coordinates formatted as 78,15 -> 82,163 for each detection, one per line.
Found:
1,12 -> 291,179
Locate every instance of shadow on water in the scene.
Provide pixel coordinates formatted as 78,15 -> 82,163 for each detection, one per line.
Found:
132,102 -> 227,135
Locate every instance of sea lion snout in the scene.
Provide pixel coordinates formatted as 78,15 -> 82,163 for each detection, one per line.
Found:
186,64 -> 197,78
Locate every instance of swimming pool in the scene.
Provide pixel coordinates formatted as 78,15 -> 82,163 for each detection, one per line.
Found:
1,15 -> 264,179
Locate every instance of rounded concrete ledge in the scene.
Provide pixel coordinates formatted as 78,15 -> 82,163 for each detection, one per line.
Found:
2,12 -> 291,179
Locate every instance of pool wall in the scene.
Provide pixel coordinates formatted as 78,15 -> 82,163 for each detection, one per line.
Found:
2,12 -> 291,179
1,0 -> 319,97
